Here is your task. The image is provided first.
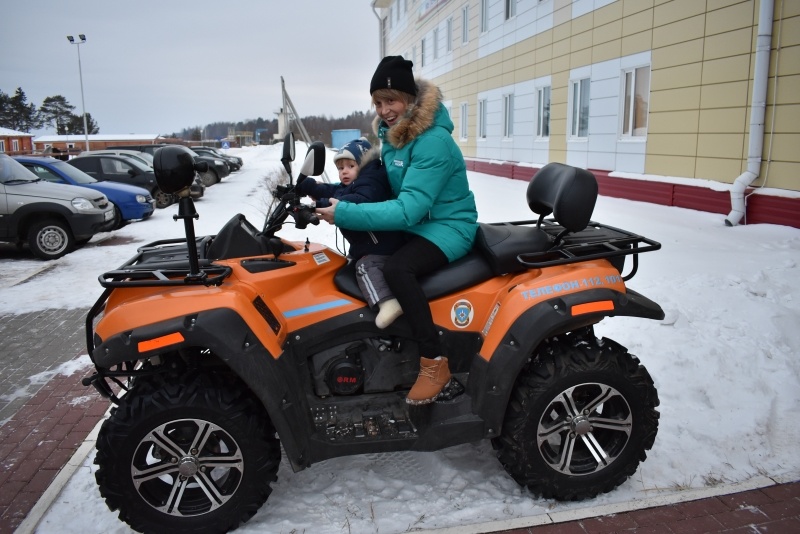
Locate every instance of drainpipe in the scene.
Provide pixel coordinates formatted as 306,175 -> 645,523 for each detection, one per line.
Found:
725,0 -> 774,226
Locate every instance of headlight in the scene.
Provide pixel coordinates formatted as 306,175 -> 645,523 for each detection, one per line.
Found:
71,197 -> 94,211
135,194 -> 147,203
214,159 -> 224,165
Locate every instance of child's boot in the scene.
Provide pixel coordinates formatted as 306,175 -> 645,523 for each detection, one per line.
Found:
376,298 -> 403,329
406,356 -> 451,405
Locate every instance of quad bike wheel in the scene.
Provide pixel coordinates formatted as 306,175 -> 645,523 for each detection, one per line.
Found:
94,370 -> 281,533
493,331 -> 659,501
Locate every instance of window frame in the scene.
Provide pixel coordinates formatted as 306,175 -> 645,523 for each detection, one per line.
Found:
477,99 -> 487,139
462,5 -> 469,44
480,0 -> 489,33
460,102 -> 469,140
446,17 -> 453,52
536,86 -> 551,138
621,65 -> 651,139
569,78 -> 590,139
503,94 -> 514,138
505,0 -> 516,20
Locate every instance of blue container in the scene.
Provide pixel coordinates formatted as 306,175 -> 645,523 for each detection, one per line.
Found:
331,129 -> 362,150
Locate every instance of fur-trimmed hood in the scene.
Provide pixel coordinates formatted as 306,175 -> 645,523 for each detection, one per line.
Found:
372,79 -> 444,149
356,145 -> 382,176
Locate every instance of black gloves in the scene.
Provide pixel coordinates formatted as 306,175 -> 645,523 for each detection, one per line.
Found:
295,178 -> 317,197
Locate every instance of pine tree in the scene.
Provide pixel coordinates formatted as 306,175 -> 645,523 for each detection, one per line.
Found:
39,95 -> 76,134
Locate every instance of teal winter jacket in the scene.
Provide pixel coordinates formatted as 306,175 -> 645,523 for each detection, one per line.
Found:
335,80 -> 478,262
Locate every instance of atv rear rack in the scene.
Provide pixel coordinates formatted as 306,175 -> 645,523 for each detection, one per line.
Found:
514,219 -> 661,281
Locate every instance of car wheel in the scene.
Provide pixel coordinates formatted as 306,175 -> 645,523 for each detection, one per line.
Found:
94,370 -> 281,534
153,188 -> 174,209
200,169 -> 219,187
109,203 -> 123,229
27,219 -> 76,260
493,331 -> 659,501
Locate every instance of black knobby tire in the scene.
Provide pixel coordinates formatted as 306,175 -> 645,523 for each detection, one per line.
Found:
27,218 -> 75,260
493,332 -> 660,501
94,371 -> 281,533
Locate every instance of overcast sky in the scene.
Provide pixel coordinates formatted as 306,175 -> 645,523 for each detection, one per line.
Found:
1,1 -> 381,135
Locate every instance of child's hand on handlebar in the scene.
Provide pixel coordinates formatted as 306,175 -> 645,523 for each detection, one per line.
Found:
316,198 -> 338,225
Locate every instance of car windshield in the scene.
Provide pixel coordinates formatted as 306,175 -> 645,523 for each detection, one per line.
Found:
49,160 -> 97,184
0,154 -> 39,184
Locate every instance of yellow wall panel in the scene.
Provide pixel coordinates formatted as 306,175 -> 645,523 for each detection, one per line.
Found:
624,0 -> 655,18
594,20 -> 623,45
649,110 -> 700,133
595,1 -> 624,26
652,39 -> 704,68
766,104 -> 800,133
623,8 -> 654,36
653,0 -> 706,27
700,81 -> 750,108
646,154 -> 697,177
695,156 -> 745,182
770,74 -> 800,106
704,27 -> 754,60
593,39 -> 623,63
647,133 -> 699,156
777,15 -> 800,48
651,63 -> 703,91
705,1 -> 755,36
622,30 -> 654,56
652,14 -> 705,49
698,107 -> 748,133
759,160 -> 800,190
571,30 -> 594,52
649,86 -> 702,112
571,47 -> 593,69
697,133 -> 746,159
771,43 -> 799,77
702,55 -> 752,84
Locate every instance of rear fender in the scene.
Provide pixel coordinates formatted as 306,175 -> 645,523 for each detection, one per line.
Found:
468,287 -> 663,436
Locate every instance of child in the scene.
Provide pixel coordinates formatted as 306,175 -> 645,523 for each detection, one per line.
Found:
295,138 -> 406,329
316,56 -> 479,405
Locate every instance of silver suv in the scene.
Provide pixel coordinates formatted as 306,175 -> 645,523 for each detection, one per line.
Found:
0,154 -> 115,260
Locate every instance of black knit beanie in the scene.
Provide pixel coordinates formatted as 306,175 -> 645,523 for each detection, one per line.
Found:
370,56 -> 417,96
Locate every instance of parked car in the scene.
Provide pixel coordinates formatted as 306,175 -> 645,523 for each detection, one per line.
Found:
190,146 -> 242,171
79,149 -> 155,168
13,156 -> 155,229
67,154 -> 203,208
0,153 -> 114,260
113,144 -> 228,187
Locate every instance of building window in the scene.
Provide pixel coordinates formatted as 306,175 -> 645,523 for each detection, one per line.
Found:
462,5 -> 469,44
420,38 -> 426,67
622,66 -> 650,137
0,140 -> 5,153
537,86 -> 551,138
505,0 -> 516,20
503,94 -> 514,138
433,28 -> 439,60
570,78 -> 590,138
478,99 -> 487,139
460,102 -> 469,139
480,0 -> 489,33
446,17 -> 453,52
12,139 -> 20,152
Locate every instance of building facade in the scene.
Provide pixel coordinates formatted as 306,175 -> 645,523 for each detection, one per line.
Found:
0,127 -> 34,155
371,0 -> 799,227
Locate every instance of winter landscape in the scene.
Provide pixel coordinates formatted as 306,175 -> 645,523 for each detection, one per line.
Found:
1,144 -> 798,533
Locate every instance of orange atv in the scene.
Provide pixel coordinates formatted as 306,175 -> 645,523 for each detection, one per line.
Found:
83,134 -> 664,534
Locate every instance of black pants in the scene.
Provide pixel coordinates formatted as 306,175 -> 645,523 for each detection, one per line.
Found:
383,236 -> 448,357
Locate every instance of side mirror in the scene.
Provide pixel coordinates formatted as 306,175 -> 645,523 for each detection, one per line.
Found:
281,132 -> 295,176
296,142 -> 327,183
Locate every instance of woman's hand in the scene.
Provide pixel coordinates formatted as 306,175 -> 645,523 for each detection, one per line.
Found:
316,198 -> 339,224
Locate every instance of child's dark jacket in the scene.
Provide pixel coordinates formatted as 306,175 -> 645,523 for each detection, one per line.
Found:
299,148 -> 406,259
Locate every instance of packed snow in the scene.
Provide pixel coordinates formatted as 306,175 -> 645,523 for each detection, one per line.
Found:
1,144 -> 798,533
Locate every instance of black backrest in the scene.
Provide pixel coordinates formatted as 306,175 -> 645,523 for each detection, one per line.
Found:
526,162 -> 598,233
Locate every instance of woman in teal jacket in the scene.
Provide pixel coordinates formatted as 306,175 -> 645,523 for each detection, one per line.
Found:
317,56 -> 478,405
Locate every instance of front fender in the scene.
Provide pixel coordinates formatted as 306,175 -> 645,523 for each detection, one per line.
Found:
468,287 -> 663,436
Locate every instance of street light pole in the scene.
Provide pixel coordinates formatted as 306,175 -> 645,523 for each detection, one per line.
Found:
67,34 -> 90,151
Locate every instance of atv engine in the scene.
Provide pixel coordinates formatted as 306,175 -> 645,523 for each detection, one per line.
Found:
309,337 -> 419,397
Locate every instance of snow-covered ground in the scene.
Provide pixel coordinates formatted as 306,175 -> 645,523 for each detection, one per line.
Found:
2,145 -> 798,533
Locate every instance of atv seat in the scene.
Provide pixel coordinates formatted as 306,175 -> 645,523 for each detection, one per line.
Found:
334,162 -> 598,301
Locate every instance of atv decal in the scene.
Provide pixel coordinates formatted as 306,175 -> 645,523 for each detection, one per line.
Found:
313,252 -> 329,265
482,303 -> 500,336
284,299 -> 353,318
451,299 -> 474,329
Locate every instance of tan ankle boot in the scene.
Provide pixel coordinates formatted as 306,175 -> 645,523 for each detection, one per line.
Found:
406,357 -> 451,405
375,298 -> 403,329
